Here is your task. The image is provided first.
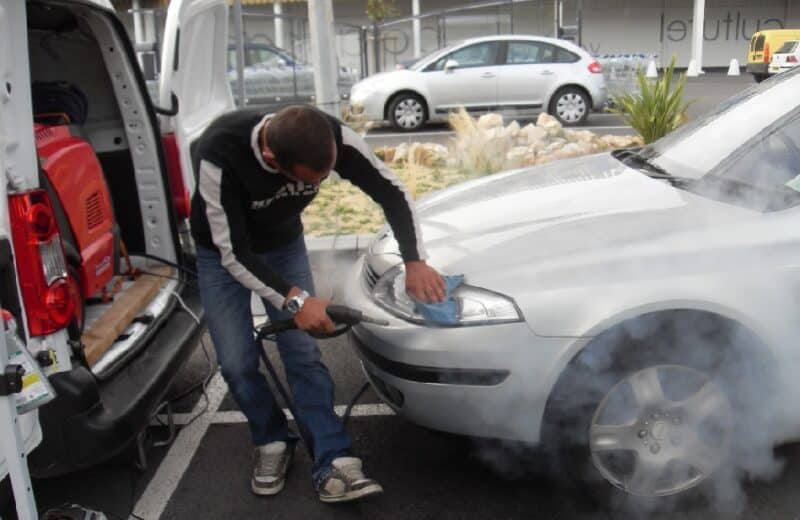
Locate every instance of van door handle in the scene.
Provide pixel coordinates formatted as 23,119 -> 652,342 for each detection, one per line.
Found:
480,72 -> 496,78
541,70 -> 554,76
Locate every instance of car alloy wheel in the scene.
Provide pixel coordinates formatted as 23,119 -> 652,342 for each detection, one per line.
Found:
554,91 -> 587,125
392,97 -> 425,130
589,364 -> 733,498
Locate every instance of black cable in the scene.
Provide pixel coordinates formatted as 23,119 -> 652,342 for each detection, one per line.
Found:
135,252 -> 198,278
137,269 -> 197,287
127,465 -> 146,520
162,337 -> 213,404
343,381 -> 371,428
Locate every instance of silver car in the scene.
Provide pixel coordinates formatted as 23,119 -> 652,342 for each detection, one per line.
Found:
350,35 -> 607,130
228,43 -> 358,105
343,68 -> 800,506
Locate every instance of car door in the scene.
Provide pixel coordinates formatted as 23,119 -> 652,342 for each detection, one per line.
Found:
422,41 -> 500,113
496,41 -> 568,109
159,0 -> 234,196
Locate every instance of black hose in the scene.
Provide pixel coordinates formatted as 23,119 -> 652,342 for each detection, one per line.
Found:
257,337 -> 316,456
136,252 -> 198,278
343,381 -> 371,428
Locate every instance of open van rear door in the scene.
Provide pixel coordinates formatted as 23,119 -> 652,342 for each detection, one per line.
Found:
159,0 -> 234,196
0,0 -> 44,497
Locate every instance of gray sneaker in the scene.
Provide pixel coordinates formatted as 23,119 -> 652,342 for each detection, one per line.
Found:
251,441 -> 292,496
318,457 -> 383,503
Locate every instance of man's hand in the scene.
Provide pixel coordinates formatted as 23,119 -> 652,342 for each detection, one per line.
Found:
285,287 -> 335,334
405,261 -> 446,303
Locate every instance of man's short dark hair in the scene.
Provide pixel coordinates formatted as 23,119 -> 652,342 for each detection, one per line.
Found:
266,105 -> 335,173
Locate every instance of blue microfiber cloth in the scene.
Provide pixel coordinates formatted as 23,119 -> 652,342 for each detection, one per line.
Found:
413,274 -> 465,325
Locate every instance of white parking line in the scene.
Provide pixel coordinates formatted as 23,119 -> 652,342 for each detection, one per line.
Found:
133,372 -> 228,520
152,403 -> 395,426
135,378 -> 393,517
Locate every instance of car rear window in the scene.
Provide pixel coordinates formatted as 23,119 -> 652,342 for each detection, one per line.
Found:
556,48 -> 579,63
776,41 -> 799,53
754,35 -> 766,52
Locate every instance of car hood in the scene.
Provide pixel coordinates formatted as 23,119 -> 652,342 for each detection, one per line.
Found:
370,154 -> 759,293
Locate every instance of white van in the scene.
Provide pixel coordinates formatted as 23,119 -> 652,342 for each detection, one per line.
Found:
0,0 -> 233,491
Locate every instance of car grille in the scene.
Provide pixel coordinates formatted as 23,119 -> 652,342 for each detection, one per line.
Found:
362,262 -> 380,290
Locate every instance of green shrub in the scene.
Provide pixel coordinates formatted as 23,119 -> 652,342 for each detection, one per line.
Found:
609,57 -> 691,144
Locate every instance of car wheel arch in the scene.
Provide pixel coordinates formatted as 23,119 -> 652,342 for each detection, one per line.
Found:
541,307 -> 774,426
384,89 -> 430,121
537,307 -> 778,507
546,83 -> 594,113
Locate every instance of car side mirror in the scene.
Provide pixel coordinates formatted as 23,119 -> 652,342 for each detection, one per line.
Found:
444,59 -> 459,72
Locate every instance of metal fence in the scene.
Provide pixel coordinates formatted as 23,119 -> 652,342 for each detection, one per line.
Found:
598,54 -> 657,98
124,1 -> 649,109
369,0 -> 568,73
123,8 -> 364,108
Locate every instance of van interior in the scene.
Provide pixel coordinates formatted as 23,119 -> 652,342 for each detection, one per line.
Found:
26,1 -> 183,379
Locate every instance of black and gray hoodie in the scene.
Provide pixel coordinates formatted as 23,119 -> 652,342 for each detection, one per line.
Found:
189,109 -> 426,309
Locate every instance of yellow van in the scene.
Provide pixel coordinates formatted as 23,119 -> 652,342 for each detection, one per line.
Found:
748,29 -> 800,82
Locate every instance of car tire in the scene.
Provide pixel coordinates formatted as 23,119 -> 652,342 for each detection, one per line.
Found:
549,87 -> 590,126
388,93 -> 427,131
752,73 -> 768,83
542,311 -> 773,512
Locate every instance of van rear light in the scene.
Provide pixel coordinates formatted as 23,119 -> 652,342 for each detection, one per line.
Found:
8,189 -> 76,336
162,133 -> 192,220
39,239 -> 68,284
588,60 -> 602,74
45,279 -> 74,325
764,42 -> 771,63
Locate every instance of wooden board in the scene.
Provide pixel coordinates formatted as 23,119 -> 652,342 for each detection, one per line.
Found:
82,266 -> 174,367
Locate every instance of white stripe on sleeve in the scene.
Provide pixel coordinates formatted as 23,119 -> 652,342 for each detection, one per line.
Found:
198,160 -> 286,308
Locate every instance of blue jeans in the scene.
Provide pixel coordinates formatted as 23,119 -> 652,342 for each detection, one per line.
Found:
195,237 -> 352,486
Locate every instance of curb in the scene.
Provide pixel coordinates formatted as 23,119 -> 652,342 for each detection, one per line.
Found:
306,233 -> 375,253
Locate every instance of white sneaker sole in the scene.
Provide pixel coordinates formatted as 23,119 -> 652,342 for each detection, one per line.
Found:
251,478 -> 285,496
319,483 -> 384,503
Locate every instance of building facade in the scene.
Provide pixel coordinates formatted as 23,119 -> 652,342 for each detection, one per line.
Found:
117,0 -> 800,76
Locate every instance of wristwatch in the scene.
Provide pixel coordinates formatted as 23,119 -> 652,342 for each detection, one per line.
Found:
286,290 -> 310,315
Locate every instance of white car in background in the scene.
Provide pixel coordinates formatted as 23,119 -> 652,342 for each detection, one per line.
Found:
349,35 -> 607,131
769,39 -> 800,75
344,67 -> 800,507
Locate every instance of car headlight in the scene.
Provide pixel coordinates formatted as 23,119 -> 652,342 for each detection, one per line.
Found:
371,264 -> 522,326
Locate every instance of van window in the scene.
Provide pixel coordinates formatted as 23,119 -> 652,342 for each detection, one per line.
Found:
776,41 -> 799,54
754,35 -> 766,52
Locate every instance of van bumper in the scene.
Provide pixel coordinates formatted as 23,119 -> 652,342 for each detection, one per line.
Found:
746,62 -> 769,75
28,283 -> 204,477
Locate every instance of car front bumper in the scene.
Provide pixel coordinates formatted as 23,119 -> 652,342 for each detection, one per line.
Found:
342,255 -> 582,443
349,88 -> 387,122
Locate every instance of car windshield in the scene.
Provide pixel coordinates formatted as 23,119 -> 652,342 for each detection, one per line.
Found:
631,68 -> 800,212
776,41 -> 799,53
642,68 -> 800,180
410,42 -> 464,71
